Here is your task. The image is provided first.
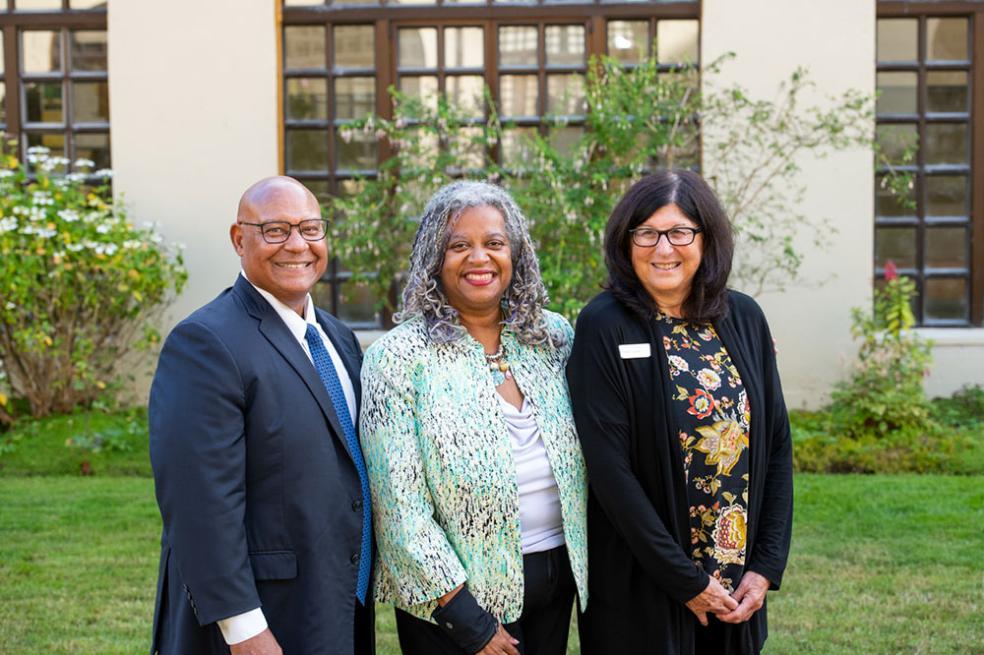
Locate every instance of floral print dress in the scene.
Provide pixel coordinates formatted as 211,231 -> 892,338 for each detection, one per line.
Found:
657,314 -> 750,592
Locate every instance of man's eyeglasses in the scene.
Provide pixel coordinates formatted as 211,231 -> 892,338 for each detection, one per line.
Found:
238,219 -> 329,244
628,226 -> 702,248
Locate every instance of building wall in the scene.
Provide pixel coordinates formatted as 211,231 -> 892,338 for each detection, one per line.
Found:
109,0 -> 280,327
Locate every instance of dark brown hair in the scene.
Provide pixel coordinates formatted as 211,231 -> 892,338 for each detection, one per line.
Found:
603,170 -> 734,323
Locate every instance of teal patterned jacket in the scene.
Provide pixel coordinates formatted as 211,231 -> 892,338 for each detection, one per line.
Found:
359,311 -> 588,623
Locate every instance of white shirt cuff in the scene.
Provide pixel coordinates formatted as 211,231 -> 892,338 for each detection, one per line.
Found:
217,607 -> 267,645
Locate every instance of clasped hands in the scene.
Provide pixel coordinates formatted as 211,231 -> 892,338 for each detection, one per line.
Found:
684,571 -> 770,626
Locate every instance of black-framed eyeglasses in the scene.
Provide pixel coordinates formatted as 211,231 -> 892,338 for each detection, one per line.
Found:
629,226 -> 702,248
238,219 -> 329,244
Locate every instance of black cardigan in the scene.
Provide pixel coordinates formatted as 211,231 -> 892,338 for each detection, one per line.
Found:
566,290 -> 793,655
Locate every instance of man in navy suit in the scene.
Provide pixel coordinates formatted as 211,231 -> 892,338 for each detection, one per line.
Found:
149,176 -> 374,655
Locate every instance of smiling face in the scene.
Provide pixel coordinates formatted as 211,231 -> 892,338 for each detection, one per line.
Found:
230,180 -> 327,315
439,204 -> 513,317
630,202 -> 703,313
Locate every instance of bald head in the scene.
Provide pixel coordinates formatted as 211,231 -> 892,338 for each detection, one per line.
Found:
237,176 -> 319,223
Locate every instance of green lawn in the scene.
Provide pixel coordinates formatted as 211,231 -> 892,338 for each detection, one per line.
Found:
1,474 -> 981,654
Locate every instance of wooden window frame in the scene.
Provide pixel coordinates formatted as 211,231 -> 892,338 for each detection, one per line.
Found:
1,1 -> 108,164
878,1 -> 984,326
281,1 -> 699,328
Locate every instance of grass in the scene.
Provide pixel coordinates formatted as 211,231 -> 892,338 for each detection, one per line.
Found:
1,474 -> 982,654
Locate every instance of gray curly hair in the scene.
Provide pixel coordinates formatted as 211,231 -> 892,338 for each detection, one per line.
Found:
395,180 -> 563,348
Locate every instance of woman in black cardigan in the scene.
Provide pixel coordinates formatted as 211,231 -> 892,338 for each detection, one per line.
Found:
567,171 -> 793,654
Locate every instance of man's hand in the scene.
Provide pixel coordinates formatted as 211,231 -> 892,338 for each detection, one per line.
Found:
685,576 -> 739,626
230,628 -> 282,655
476,623 -> 520,655
716,571 -> 770,624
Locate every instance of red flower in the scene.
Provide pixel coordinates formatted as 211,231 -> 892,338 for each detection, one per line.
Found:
687,389 -> 715,419
884,259 -> 898,281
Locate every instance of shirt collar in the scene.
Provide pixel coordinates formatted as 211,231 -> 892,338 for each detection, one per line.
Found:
241,269 -> 317,342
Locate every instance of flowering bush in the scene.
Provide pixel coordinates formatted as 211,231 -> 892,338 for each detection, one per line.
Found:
0,142 -> 186,419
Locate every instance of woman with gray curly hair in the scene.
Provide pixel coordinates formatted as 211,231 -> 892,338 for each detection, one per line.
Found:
359,181 -> 588,655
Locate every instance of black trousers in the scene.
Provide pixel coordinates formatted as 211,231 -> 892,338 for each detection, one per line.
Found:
396,545 -> 576,655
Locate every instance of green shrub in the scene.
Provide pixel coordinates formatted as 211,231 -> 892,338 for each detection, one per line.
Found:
931,384 -> 984,430
0,143 -> 187,418
829,267 -> 934,440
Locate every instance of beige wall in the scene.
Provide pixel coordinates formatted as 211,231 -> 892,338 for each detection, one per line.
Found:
109,0 -> 280,327
702,0 -> 877,408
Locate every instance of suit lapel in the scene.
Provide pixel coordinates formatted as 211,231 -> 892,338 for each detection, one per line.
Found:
233,276 -> 356,463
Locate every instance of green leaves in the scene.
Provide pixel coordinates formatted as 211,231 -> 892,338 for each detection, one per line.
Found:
0,141 -> 186,418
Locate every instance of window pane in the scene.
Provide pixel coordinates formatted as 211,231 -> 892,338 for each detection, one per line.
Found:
875,227 -> 916,269
399,28 -> 438,69
877,19 -> 917,62
286,130 -> 328,171
398,76 -> 438,111
500,75 -> 538,117
925,227 -> 967,269
924,278 -> 967,321
70,0 -> 108,7
336,281 -> 381,325
73,132 -> 109,169
72,81 -> 109,122
284,26 -> 325,69
876,123 -> 917,165
876,72 -> 916,115
924,123 -> 967,165
448,126 -> 486,170
446,75 -> 484,118
286,78 -> 328,121
500,127 -> 536,167
336,131 -> 377,171
446,27 -> 484,68
335,77 -> 374,120
499,26 -> 538,67
24,81 -> 63,124
26,132 -> 65,161
300,179 -> 331,204
21,30 -> 61,73
546,74 -> 585,116
657,20 -> 698,64
545,25 -> 585,67
927,18 -> 968,62
875,176 -> 915,217
549,126 -> 582,157
70,30 -> 107,71
927,71 -> 968,114
608,20 -> 649,65
335,26 -> 374,69
926,175 -> 967,217
15,0 -> 62,9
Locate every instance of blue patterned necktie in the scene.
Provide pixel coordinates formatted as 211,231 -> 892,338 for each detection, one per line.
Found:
304,323 -> 372,604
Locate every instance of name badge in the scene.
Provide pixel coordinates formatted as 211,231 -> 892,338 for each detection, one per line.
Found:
618,343 -> 651,359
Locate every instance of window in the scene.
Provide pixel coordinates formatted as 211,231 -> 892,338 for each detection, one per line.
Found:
876,4 -> 984,326
282,0 -> 699,328
1,1 -> 109,170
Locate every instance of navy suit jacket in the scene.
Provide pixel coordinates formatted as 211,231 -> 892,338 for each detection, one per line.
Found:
149,275 -> 374,654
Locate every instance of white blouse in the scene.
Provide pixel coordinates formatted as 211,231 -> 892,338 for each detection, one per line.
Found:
499,395 -> 566,554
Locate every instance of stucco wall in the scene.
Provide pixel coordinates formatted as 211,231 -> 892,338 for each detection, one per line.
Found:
108,0 -> 280,328
702,0 -> 877,408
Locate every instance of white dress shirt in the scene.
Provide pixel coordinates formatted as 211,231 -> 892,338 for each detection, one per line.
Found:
216,273 -> 357,645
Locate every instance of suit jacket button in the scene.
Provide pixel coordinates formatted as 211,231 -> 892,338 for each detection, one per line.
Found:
351,553 -> 359,565
352,499 -> 363,512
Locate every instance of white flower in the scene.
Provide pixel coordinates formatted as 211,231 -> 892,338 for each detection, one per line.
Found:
74,158 -> 95,169
0,217 -> 17,233
668,355 -> 689,372
58,210 -> 80,223
66,243 -> 85,252
37,227 -> 57,238
122,240 -> 141,249
0,170 -> 14,179
66,172 -> 86,183
26,145 -> 51,155
4,302 -> 15,310
51,156 -> 70,167
94,169 -> 113,178
95,224 -> 112,234
696,368 -> 722,391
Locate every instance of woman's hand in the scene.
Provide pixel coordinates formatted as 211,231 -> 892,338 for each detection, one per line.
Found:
716,571 -> 770,624
476,623 -> 520,655
685,576 -> 739,626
